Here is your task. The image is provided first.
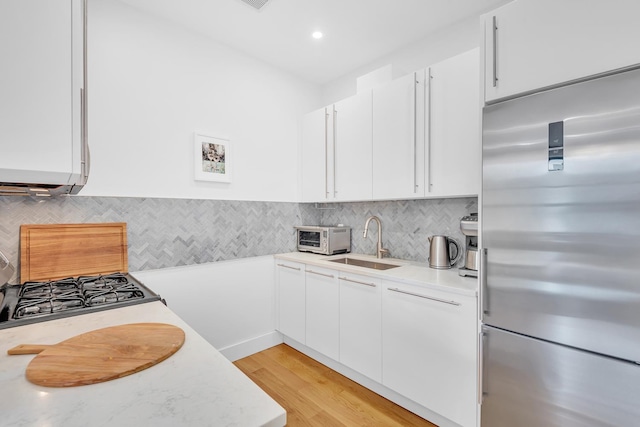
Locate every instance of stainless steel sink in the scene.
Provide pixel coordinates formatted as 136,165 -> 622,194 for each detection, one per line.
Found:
327,257 -> 400,270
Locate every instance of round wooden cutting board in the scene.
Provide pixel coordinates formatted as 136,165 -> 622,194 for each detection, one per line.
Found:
7,323 -> 185,387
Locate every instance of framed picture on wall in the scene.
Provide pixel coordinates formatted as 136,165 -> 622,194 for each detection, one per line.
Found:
194,133 -> 232,183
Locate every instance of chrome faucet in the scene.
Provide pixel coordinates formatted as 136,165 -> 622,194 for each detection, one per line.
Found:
363,216 -> 389,259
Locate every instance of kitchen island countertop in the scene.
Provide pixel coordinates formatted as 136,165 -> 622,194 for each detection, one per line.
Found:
0,301 -> 286,427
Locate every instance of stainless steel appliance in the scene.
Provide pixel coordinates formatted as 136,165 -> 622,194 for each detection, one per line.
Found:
295,225 -> 351,255
427,235 -> 459,269
459,214 -> 478,277
0,250 -> 15,286
481,66 -> 640,426
0,273 -> 163,330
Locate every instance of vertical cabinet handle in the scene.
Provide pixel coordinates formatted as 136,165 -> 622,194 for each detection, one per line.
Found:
81,0 -> 90,183
81,88 -> 89,182
426,69 -> 432,192
413,72 -> 420,193
325,109 -> 330,198
333,107 -> 337,196
492,15 -> 498,88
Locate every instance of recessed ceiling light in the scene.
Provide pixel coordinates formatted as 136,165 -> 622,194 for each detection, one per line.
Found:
312,31 -> 323,40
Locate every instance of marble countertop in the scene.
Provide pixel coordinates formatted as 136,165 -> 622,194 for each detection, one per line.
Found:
275,252 -> 477,297
0,302 -> 286,427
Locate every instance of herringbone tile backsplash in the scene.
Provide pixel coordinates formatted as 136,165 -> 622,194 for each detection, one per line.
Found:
315,198 -> 477,262
0,196 -> 476,282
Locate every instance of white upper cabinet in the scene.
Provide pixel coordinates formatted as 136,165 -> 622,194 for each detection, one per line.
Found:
0,0 -> 84,186
427,48 -> 480,197
372,49 -> 480,200
302,49 -> 480,202
301,92 -> 372,202
301,107 -> 330,202
372,71 -> 427,199
484,0 -> 640,102
333,92 -> 373,201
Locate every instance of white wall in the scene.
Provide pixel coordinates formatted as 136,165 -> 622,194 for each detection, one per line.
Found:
83,0 -> 321,202
132,256 -> 281,361
321,16 -> 482,106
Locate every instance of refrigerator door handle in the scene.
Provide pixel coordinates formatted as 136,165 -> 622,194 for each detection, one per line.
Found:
478,330 -> 487,404
480,248 -> 488,319
492,16 -> 498,87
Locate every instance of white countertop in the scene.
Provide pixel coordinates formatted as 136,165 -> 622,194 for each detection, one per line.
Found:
275,252 -> 478,297
0,302 -> 286,427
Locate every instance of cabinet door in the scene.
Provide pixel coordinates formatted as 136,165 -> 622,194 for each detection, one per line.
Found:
428,48 -> 480,197
382,281 -> 477,427
301,107 -> 332,202
276,261 -> 305,343
0,0 -> 83,184
333,92 -> 373,201
339,273 -> 382,382
372,71 -> 426,199
305,266 -> 339,360
484,0 -> 640,102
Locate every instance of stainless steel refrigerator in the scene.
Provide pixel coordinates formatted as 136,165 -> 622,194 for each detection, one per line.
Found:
481,66 -> 640,426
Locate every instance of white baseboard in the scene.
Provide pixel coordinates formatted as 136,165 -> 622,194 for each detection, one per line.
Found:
219,330 -> 284,362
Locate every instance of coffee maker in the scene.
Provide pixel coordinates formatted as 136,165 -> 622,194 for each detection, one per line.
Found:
459,213 -> 478,277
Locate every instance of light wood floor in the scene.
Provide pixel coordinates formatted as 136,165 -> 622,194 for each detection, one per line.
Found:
234,344 -> 437,427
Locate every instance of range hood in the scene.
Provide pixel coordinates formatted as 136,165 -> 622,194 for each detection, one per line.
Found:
0,0 -> 89,198
0,97 -> 90,197
0,179 -> 87,198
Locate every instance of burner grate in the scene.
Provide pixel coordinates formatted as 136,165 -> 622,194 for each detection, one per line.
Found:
12,273 -> 147,320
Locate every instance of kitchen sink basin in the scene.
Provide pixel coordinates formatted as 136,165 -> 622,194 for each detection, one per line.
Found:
327,257 -> 400,270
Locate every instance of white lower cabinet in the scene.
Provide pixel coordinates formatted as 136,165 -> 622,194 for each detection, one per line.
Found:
305,266 -> 340,360
381,280 -> 477,427
338,273 -> 382,382
275,258 -> 478,427
275,261 -> 306,344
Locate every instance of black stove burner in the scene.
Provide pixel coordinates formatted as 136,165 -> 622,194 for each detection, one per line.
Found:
0,273 -> 162,328
78,272 -> 130,288
20,277 -> 80,298
81,273 -> 144,307
15,295 -> 84,318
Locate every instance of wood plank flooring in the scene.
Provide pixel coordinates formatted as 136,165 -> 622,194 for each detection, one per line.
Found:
234,344 -> 437,427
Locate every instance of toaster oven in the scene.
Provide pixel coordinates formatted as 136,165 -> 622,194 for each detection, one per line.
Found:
295,226 -> 351,255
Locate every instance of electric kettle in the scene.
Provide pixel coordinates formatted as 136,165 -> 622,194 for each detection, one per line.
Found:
428,235 -> 460,269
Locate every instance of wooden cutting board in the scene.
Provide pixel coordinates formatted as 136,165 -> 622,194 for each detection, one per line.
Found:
7,323 -> 185,387
20,223 -> 128,282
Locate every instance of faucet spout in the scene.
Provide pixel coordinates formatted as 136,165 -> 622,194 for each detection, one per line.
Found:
363,216 -> 389,259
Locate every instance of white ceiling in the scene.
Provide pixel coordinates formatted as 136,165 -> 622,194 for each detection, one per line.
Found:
117,0 -> 510,85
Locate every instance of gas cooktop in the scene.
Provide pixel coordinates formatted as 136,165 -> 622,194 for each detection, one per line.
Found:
0,273 -> 163,329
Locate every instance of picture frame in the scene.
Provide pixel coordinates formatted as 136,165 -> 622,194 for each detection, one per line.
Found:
194,133 -> 232,183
